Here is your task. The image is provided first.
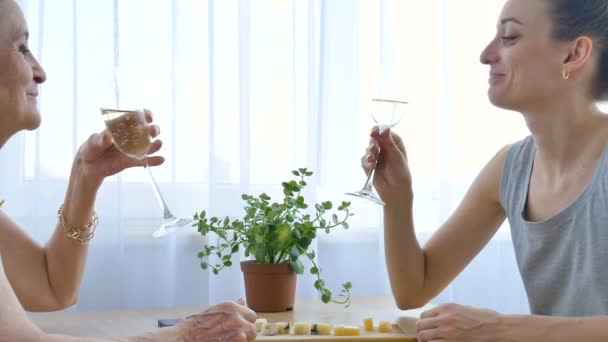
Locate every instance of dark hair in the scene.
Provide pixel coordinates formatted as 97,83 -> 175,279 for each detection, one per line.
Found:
545,0 -> 608,99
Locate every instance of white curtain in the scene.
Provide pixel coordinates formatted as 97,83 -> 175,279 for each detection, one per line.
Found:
1,0 -> 534,314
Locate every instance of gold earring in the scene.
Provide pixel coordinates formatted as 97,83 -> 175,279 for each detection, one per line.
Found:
562,69 -> 570,80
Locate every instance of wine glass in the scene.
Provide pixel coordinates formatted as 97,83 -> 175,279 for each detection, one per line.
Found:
345,98 -> 408,205
101,67 -> 192,238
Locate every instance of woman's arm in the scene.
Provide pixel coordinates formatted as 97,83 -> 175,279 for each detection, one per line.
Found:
0,114 -> 164,311
0,252 -> 255,342
368,128 -> 509,309
416,302 -> 608,341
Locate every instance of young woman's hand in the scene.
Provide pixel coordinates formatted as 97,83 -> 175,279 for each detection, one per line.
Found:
362,126 -> 413,203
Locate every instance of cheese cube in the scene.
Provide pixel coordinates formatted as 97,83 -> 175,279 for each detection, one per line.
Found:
344,326 -> 361,336
261,322 -> 278,336
311,323 -> 331,335
333,325 -> 345,336
254,318 -> 267,332
378,320 -> 392,333
363,316 -> 374,331
276,322 -> 291,334
292,322 -> 311,335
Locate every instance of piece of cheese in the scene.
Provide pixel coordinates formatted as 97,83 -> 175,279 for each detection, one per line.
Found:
333,325 -> 345,336
261,322 -> 278,336
292,322 -> 311,335
378,320 -> 392,333
254,318 -> 267,332
276,322 -> 291,334
343,326 -> 361,336
311,323 -> 331,335
362,316 -> 374,331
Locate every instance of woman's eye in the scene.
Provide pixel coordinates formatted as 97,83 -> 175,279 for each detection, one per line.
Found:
19,45 -> 31,55
501,36 -> 519,45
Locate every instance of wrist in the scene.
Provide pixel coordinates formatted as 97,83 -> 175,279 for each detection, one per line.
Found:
496,313 -> 514,342
70,156 -> 103,194
498,314 -> 548,342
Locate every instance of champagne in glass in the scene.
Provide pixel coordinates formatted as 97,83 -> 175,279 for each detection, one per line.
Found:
102,109 -> 151,159
101,108 -> 192,238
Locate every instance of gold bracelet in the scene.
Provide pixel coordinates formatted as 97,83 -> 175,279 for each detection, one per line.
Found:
57,204 -> 98,244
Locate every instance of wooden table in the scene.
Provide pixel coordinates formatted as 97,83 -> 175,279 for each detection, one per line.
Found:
29,296 -> 428,341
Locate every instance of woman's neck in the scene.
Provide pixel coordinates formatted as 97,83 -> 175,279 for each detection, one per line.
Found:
524,100 -> 606,176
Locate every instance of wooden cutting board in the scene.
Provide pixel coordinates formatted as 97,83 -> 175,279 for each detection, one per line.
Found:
253,305 -> 420,341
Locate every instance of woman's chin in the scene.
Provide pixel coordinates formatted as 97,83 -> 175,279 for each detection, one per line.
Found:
23,111 -> 41,130
487,91 -> 514,111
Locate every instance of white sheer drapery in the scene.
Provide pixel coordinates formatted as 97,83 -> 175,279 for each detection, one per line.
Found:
1,0 -> 537,313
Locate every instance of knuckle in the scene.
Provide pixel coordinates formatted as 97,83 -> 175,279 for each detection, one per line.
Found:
440,314 -> 455,325
441,302 -> 455,310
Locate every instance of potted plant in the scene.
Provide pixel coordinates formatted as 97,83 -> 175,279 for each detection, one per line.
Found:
194,168 -> 354,312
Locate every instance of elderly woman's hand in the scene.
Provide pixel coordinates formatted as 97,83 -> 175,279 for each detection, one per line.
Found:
72,110 -> 164,188
176,299 -> 257,342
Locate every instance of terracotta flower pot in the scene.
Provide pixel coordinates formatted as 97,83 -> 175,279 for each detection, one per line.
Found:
240,260 -> 296,312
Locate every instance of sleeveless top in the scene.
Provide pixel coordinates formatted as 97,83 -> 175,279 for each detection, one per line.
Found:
500,135 -> 608,316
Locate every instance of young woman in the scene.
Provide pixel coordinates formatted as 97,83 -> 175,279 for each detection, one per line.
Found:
363,0 -> 608,340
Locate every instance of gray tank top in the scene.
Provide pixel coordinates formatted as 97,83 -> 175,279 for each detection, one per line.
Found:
500,136 -> 608,316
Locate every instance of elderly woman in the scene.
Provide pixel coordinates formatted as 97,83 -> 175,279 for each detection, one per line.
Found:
363,0 -> 608,340
0,0 -> 256,341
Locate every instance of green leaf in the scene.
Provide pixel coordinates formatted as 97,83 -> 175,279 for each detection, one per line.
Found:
289,259 -> 305,274
307,251 -> 316,259
322,201 -> 332,210
197,251 -> 205,258
321,293 -> 331,303
212,269 -> 219,275
297,237 -> 312,250
341,222 -> 350,229
343,282 -> 352,290
231,245 -> 240,253
310,266 -> 318,275
292,170 -> 300,176
314,279 -> 325,289
332,214 -> 339,225
290,245 -> 300,262
200,262 -> 208,270
223,260 -> 232,267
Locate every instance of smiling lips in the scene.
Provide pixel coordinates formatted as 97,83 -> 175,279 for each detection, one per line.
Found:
489,72 -> 505,84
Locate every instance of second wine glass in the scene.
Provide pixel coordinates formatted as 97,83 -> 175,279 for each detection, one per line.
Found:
101,108 -> 192,238
345,98 -> 408,205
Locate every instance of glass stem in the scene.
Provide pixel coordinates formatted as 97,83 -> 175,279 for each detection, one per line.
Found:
362,126 -> 387,193
143,158 -> 174,221
362,160 -> 377,193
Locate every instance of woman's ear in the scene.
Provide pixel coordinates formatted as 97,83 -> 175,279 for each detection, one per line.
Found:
563,36 -> 594,74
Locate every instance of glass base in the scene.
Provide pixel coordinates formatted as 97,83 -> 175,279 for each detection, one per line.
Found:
152,216 -> 193,238
345,190 -> 385,206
